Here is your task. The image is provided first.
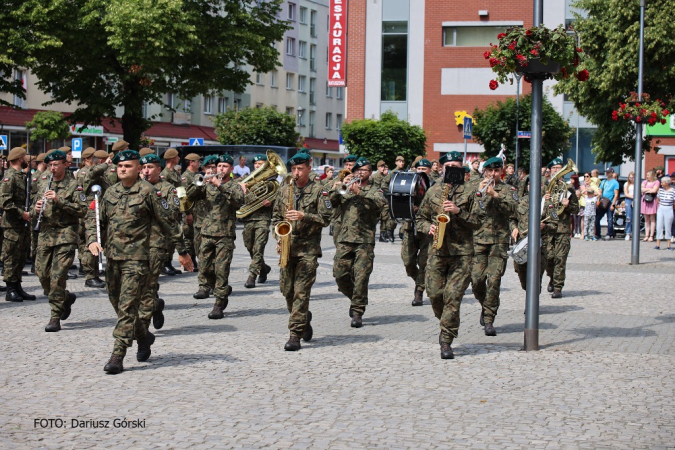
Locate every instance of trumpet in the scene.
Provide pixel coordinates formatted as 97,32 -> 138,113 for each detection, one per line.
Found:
194,173 -> 223,186
336,174 -> 362,195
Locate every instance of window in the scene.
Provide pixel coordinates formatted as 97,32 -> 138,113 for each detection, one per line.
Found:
298,75 -> 306,93
309,78 -> 316,105
442,26 -> 509,47
310,45 -> 317,71
298,109 -> 306,127
218,97 -> 228,113
288,2 -> 296,21
309,111 -> 315,137
233,98 -> 241,111
167,93 -> 175,109
299,7 -> 308,24
382,21 -> 408,101
336,114 -> 343,130
286,37 -> 295,56
142,101 -> 148,119
310,10 -> 317,37
326,81 -> 332,98
183,99 -> 192,112
13,69 -> 25,108
336,87 -> 343,99
286,73 -> 294,90
256,103 -> 264,109
255,73 -> 264,85
286,107 -> 294,117
270,71 -> 277,87
298,41 -> 307,59
325,113 -> 332,129
203,95 -> 213,114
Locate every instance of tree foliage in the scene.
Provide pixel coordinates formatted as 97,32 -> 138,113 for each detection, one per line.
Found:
472,94 -> 573,168
7,0 -> 289,149
25,111 -> 71,142
341,111 -> 427,168
554,0 -> 675,165
213,107 -> 299,147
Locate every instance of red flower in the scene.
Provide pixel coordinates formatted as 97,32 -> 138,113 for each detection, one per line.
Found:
516,54 -> 528,66
635,103 -> 641,107
561,67 -> 569,79
620,103 -> 626,110
662,119 -> 668,125
624,113 -> 631,119
612,111 -> 619,121
636,116 -> 642,123
489,57 -> 499,67
576,47 -> 584,53
497,33 -> 506,39
484,51 -> 491,59
640,109 -> 647,115
663,109 -> 670,116
648,118 -> 657,126
508,41 -> 517,51
526,29 -> 533,36
530,49 -> 539,57
651,112 -> 657,119
575,69 -> 589,82
489,80 -> 499,90
573,55 -> 579,66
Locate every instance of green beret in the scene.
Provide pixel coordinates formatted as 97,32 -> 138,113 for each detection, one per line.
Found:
218,154 -> 234,165
344,154 -> 358,163
44,150 -> 67,163
547,157 -> 563,168
354,157 -> 371,169
297,148 -> 312,156
464,165 -> 471,173
203,155 -> 218,166
253,154 -> 267,162
439,151 -> 463,164
288,152 -> 311,166
482,157 -> 504,169
112,150 -> 140,165
140,154 -> 161,165
414,158 -> 432,168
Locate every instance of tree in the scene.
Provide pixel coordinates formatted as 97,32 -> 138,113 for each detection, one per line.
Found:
472,94 -> 573,168
554,0 -> 675,165
340,111 -> 427,168
213,107 -> 299,147
25,111 -> 71,142
9,0 -> 289,149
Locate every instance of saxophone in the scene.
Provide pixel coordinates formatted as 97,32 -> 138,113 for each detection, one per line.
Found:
274,178 -> 293,268
432,183 -> 452,250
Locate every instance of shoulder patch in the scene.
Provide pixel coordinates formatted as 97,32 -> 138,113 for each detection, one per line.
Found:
80,193 -> 87,202
324,199 -> 332,209
511,187 -> 516,190
512,192 -> 519,201
157,191 -> 162,197
110,168 -> 115,172
181,177 -> 186,181
32,178 -> 37,182
160,198 -> 169,210
77,186 -> 83,191
42,176 -> 47,180
3,178 -> 8,182
173,197 -> 180,206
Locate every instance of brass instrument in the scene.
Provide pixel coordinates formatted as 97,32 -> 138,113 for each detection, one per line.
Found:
432,183 -> 452,250
236,150 -> 288,219
330,168 -> 351,190
274,177 -> 293,268
175,186 -> 193,212
194,173 -> 223,186
544,158 -> 578,219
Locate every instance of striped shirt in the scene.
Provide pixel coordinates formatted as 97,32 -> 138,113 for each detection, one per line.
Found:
657,188 -> 675,207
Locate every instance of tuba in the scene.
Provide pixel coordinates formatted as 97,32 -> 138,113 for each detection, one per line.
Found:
274,177 -> 293,268
544,158 -> 578,219
236,150 -> 288,218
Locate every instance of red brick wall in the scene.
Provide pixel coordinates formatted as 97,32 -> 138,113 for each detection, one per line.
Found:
345,0 -> 366,122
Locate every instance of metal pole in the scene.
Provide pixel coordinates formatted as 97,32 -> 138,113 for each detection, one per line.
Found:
631,0 -> 646,264
515,73 -> 522,174
464,138 -> 467,162
525,0 -> 544,351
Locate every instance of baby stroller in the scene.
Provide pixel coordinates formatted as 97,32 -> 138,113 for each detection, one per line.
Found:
613,211 -> 626,237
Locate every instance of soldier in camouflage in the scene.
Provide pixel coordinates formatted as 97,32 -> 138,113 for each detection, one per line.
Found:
380,157 -> 406,243
86,150 -> 193,375
32,151 -> 87,332
186,154 -> 246,320
470,159 -> 482,181
329,157 -> 386,328
191,155 -> 218,300
541,158 -> 579,298
273,152 -> 332,351
416,151 -> 481,360
329,154 -> 357,246
1,147 -> 35,301
180,153 -> 202,268
242,154 -> 273,289
28,153 -> 47,275
161,148 -> 183,275
470,157 -> 518,337
371,160 -> 391,243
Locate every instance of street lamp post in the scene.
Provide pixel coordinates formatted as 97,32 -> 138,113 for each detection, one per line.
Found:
514,72 -> 523,175
631,0 -> 646,265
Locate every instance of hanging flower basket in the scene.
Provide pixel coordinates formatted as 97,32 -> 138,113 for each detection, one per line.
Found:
485,25 -> 588,90
612,92 -> 669,126
139,135 -> 155,147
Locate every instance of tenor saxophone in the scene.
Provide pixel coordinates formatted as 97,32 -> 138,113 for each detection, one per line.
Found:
275,178 -> 293,268
432,183 -> 452,250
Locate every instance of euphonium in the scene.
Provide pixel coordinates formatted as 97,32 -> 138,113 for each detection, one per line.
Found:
275,178 -> 293,268
433,183 -> 452,250
545,158 -> 578,218
236,150 -> 288,219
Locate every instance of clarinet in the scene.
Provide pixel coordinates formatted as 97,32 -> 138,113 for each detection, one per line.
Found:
34,173 -> 53,232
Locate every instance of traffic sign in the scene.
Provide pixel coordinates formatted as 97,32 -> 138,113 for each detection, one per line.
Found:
0,135 -> 7,151
463,117 -> 473,140
72,138 -> 83,158
518,131 -> 532,139
189,138 -> 204,146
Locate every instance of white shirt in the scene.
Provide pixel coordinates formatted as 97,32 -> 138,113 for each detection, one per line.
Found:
233,165 -> 251,178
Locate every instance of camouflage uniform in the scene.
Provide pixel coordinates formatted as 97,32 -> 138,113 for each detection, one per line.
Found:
33,176 -> 87,318
105,163 -> 118,187
510,190 -> 547,291
380,171 -> 398,236
186,178 -> 245,308
471,181 -> 518,324
329,182 -> 386,315
180,170 -> 199,260
416,181 -> 481,344
273,180 -> 332,337
541,181 -> 579,291
242,202 -> 272,277
184,173 -> 212,294
161,167 -> 182,266
30,169 -> 44,262
85,178 -> 186,357
400,220 -> 431,293
1,167 -> 31,284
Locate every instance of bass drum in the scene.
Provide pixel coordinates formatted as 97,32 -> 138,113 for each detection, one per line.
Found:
387,171 -> 430,221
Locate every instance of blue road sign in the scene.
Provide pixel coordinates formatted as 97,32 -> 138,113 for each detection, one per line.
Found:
517,131 -> 532,139
463,117 -> 473,140
0,135 -> 7,151
72,138 -> 83,157
189,138 -> 204,146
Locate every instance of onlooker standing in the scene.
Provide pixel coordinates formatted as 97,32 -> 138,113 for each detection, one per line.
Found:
232,156 -> 251,179
655,176 -> 674,250
584,188 -> 598,241
570,174 -> 582,237
641,170 -> 660,242
320,166 -> 334,181
624,172 -> 635,240
595,168 -> 619,240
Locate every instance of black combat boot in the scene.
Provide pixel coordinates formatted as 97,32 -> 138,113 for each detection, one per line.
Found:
440,342 -> 454,359
547,280 -> 554,293
67,271 -> 78,280
166,260 -> 182,275
161,265 -> 176,276
193,289 -> 209,299
389,230 -> 396,243
329,225 -> 334,236
104,354 -> 124,374
379,232 -> 387,242
136,331 -> 155,362
60,292 -> 77,320
153,298 -> 165,330
78,263 -> 85,276
411,289 -> 423,306
208,298 -> 228,319
302,311 -> 313,342
284,335 -> 301,351
479,311 -> 485,326
484,323 -> 497,336
258,264 -> 271,283
351,312 -> 363,328
17,284 -> 36,300
5,283 -> 23,302
551,289 -> 562,299
45,318 -> 61,332
244,274 -> 256,289
85,277 -> 106,288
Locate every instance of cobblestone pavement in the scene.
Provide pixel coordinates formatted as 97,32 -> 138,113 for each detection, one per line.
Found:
1,227 -> 674,449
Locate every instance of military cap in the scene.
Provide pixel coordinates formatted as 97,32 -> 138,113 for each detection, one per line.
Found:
287,152 -> 311,166
112,150 -> 140,164
344,154 -> 358,163
376,160 -> 386,168
93,150 -> 109,159
46,149 -> 57,155
7,147 -> 26,161
111,139 -> 129,153
464,165 -> 471,173
547,157 -> 563,168
252,154 -> 267,162
439,151 -> 463,164
203,155 -> 218,166
353,157 -> 371,169
163,148 -> 179,159
36,153 -> 46,163
44,150 -> 67,163
139,147 -> 154,157
58,146 -> 72,153
297,148 -> 312,155
185,153 -> 201,161
140,154 -> 161,165
217,154 -> 234,165
482,157 -> 504,169
414,158 -> 432,168
82,147 -> 96,159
